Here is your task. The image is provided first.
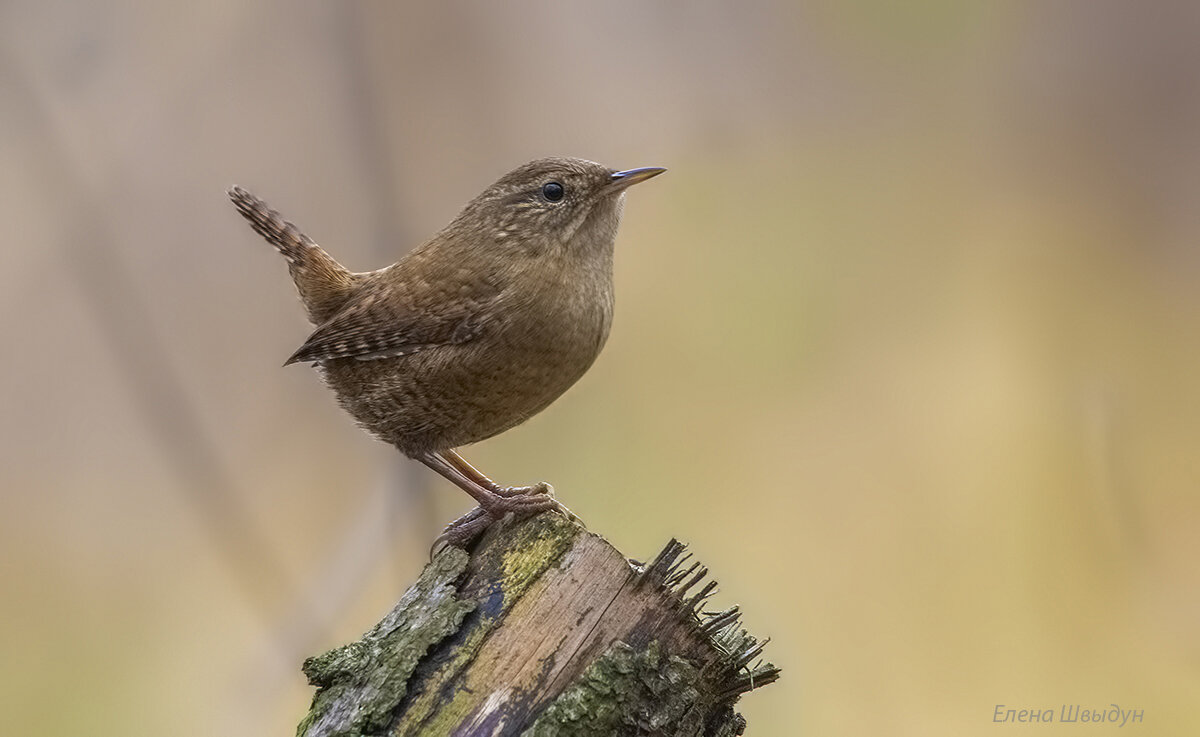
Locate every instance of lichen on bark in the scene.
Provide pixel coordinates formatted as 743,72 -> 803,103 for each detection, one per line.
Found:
389,513 -> 581,735
297,547 -> 477,737
294,515 -> 774,736
522,640 -> 740,737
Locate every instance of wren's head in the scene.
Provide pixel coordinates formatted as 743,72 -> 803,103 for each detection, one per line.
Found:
444,157 -> 665,259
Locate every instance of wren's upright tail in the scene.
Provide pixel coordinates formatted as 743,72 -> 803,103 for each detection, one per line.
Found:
228,186 -> 360,325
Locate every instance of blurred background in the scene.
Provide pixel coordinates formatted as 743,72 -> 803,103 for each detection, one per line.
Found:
2,1 -> 1199,735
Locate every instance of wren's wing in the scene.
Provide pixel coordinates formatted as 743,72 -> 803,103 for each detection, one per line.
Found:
283,270 -> 498,365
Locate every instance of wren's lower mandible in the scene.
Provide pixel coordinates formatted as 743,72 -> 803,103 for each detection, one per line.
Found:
230,157 -> 665,547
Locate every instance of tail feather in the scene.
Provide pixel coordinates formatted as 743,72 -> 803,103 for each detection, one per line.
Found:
228,186 -> 359,325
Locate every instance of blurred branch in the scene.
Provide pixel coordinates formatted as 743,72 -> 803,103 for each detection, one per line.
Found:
334,2 -> 438,577
280,476 -> 408,652
3,53 -> 314,657
335,3 -> 412,254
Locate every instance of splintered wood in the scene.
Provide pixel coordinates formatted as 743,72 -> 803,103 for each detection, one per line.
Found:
299,513 -> 778,737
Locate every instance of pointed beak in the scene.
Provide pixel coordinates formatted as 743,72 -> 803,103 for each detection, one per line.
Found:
608,166 -> 666,193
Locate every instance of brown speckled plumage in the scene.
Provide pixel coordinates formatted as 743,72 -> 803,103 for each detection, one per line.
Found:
230,157 -> 664,546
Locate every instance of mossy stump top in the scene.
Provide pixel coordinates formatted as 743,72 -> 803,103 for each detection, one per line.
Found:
298,513 -> 778,737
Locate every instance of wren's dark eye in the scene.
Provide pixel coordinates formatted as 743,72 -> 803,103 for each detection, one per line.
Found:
541,181 -> 565,202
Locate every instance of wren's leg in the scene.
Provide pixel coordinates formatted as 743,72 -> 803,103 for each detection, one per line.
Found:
419,449 -> 583,549
438,448 -> 554,498
440,448 -> 583,525
418,450 -> 561,514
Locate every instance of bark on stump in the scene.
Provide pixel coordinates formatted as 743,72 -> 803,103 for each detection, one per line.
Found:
297,512 -> 779,737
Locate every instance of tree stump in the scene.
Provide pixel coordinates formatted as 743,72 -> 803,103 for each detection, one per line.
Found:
297,512 -> 779,737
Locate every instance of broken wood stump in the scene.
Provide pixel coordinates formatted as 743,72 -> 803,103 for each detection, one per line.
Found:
297,512 -> 779,737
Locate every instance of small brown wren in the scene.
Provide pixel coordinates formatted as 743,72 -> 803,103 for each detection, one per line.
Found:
229,158 -> 664,546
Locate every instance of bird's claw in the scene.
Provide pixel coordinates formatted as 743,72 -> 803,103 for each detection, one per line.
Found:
430,506 -> 493,558
429,489 -> 584,559
494,481 -> 555,498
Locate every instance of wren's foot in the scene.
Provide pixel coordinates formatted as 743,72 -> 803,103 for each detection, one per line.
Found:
492,481 -> 555,498
418,450 -> 586,552
476,480 -> 587,525
485,483 -> 584,527
431,492 -> 584,555
430,492 -> 566,555
431,507 -> 494,555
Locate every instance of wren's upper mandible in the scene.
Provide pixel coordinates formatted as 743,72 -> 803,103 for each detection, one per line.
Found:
229,157 -> 664,548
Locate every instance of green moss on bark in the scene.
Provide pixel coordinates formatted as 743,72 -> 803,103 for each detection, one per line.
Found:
522,640 -> 719,737
297,547 -> 476,737
295,516 -> 769,736
390,513 -> 581,735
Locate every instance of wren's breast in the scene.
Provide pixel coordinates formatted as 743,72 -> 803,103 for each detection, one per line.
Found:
479,279 -> 613,428
320,277 -> 613,455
